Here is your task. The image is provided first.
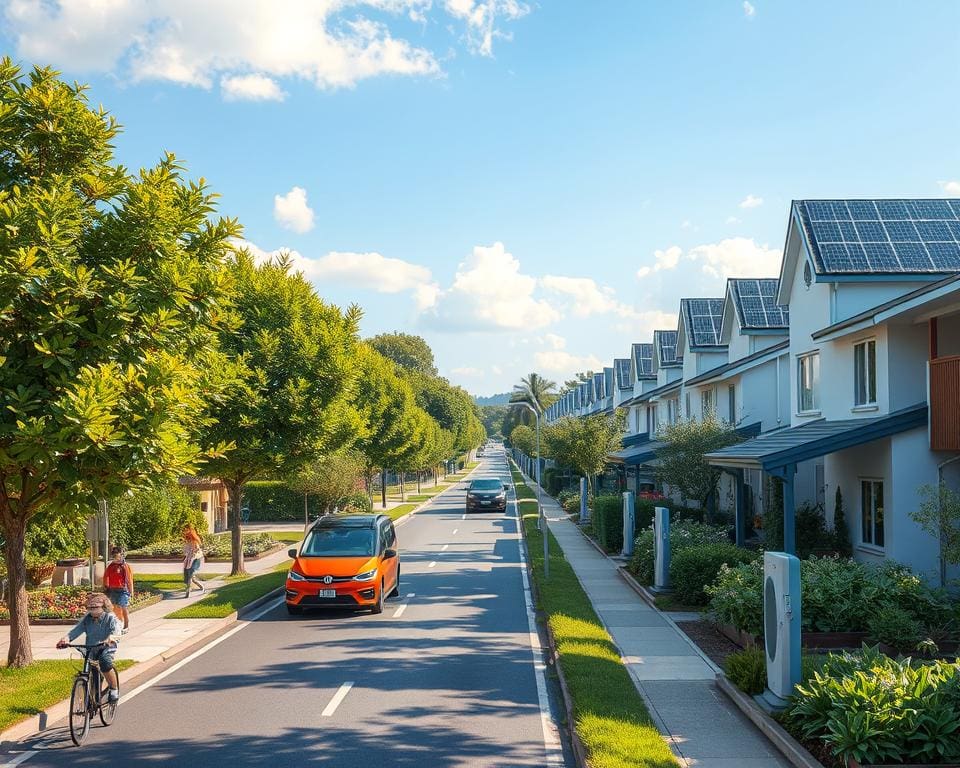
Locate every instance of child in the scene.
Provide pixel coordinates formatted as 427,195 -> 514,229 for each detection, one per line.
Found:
57,592 -> 122,701
103,546 -> 134,633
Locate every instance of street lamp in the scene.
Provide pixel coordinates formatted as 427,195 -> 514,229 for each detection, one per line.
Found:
511,401 -> 548,579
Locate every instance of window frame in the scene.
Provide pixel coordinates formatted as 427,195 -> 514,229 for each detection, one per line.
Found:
859,478 -> 885,550
853,338 -> 877,407
797,351 -> 821,415
701,388 -> 713,419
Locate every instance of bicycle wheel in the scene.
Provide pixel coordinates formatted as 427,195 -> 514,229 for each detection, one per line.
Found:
69,677 -> 91,746
99,670 -> 118,726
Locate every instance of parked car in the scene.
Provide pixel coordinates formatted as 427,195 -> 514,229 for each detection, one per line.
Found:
465,478 -> 507,513
285,514 -> 399,615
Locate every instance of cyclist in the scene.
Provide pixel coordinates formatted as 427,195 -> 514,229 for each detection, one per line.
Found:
103,546 -> 134,634
56,592 -> 122,702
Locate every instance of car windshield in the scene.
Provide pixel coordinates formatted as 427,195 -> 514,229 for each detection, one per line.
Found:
470,480 -> 503,491
301,527 -> 376,557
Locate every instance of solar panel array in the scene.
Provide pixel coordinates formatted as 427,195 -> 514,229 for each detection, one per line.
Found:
604,367 -> 614,396
614,358 -> 633,390
796,199 -> 960,274
730,279 -> 789,329
593,372 -> 605,400
682,298 -> 725,347
655,330 -> 680,366
633,343 -> 654,377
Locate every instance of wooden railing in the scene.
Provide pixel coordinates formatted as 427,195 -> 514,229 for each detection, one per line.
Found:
930,356 -> 960,451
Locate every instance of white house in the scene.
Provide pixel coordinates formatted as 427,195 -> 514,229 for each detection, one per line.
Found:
708,199 -> 960,581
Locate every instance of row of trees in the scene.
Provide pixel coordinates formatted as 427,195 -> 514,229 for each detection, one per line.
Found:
0,62 -> 482,666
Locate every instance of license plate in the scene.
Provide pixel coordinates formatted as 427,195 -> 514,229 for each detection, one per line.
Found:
318,589 -> 336,598
481,500 -> 491,505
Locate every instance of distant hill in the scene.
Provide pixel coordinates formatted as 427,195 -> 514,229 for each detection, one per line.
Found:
474,392 -> 512,406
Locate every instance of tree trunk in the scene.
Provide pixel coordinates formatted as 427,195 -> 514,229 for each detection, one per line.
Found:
417,472 -> 421,495
381,469 -> 387,510
225,480 -> 247,576
303,492 -> 308,527
3,514 -> 32,667
434,467 -> 438,487
400,474 -> 405,502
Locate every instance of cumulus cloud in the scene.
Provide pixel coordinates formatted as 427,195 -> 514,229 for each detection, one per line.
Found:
739,194 -> 763,209
540,275 -> 637,319
638,238 -> 781,283
3,1 -> 528,96
221,73 -> 286,102
743,1 -> 756,16
939,180 -> 960,197
543,333 -> 566,350
533,350 -> 604,376
422,242 -> 560,332
274,186 -> 316,233
636,246 -> 683,279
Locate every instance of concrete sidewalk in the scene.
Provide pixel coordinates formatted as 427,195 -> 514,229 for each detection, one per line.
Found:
526,475 -> 788,768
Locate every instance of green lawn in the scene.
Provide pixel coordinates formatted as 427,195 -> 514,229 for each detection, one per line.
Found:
164,569 -> 287,619
134,573 -> 190,593
386,503 -> 417,521
514,463 -> 677,768
262,530 -> 304,545
0,658 -> 135,732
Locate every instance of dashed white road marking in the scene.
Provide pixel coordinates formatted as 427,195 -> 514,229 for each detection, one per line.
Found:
321,682 -> 354,717
452,528 -> 459,535
393,602 -> 410,618
0,751 -> 37,767
428,561 -> 437,568
441,544 -> 449,551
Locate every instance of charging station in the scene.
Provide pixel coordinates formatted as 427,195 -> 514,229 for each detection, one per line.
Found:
757,551 -> 801,711
652,505 -> 670,592
621,491 -> 635,557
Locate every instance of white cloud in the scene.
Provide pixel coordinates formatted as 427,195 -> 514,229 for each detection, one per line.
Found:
451,366 -> 483,376
274,186 -> 316,233
743,1 -> 756,17
938,180 -> 960,197
726,216 -> 741,224
221,73 -> 286,102
422,242 -> 560,332
540,275 -> 636,318
444,0 -> 530,56
543,333 -> 566,350
636,245 -> 683,279
739,194 -> 763,209
533,350 -> 604,376
3,1 -> 528,95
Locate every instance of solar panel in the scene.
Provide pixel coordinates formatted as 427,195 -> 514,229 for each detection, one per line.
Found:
729,278 -> 789,329
615,358 -> 633,390
604,367 -> 614,397
796,199 -> 960,274
632,342 -> 654,377
593,372 -> 605,400
681,298 -> 724,347
654,330 -> 679,366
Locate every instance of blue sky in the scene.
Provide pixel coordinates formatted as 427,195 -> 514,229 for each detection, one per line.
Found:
3,1 -> 959,395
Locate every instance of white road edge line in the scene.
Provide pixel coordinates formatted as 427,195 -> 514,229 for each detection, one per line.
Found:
512,499 -> 566,766
0,751 -> 37,767
119,597 -> 282,706
321,682 -> 354,717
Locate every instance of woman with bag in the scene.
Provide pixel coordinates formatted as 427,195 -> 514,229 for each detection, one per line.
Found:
103,546 -> 134,633
182,525 -> 205,597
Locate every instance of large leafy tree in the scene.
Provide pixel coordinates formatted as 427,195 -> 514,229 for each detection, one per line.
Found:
655,417 -> 743,508
288,451 -> 365,523
200,251 -> 362,575
369,332 -> 437,376
0,61 -> 235,666
543,412 -> 625,498
509,424 -> 537,457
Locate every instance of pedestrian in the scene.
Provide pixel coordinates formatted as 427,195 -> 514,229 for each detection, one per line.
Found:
56,592 -> 122,702
103,546 -> 134,634
182,524 -> 205,597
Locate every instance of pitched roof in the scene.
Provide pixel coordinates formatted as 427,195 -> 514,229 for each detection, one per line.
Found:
728,278 -> 789,330
632,342 -> 655,378
653,330 -> 681,367
680,298 -> 725,348
614,358 -> 633,390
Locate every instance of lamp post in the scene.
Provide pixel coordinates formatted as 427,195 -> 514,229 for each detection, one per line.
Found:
512,401 -> 548,578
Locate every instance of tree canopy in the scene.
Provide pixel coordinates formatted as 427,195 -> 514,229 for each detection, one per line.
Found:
655,417 -> 743,507
543,412 -> 625,496
369,332 -> 438,376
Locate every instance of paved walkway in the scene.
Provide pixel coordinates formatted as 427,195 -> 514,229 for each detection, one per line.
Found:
526,475 -> 788,768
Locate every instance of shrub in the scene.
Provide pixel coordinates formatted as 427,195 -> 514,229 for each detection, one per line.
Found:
593,494 -> 624,552
628,518 -> 729,585
707,559 -> 765,635
543,467 -> 563,496
725,648 -> 767,695
670,543 -> 758,606
832,486 -> 852,556
244,480 -> 325,521
556,490 -> 581,513
110,482 -> 206,550
341,491 -> 373,515
866,604 -> 924,651
787,646 -> 960,765
127,532 -> 279,559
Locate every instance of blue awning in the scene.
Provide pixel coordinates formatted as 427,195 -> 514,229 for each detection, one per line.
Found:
705,404 -> 928,470
622,432 -> 650,448
608,440 -> 664,466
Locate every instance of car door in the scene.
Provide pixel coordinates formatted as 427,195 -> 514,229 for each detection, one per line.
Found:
379,521 -> 397,590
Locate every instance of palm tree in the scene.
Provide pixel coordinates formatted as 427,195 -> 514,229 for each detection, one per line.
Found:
511,372 -> 558,421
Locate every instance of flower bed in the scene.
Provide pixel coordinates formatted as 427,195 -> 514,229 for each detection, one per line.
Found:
126,532 -> 280,560
0,585 -> 161,622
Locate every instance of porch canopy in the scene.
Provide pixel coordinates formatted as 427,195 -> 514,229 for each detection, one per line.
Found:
705,403 -> 928,553
608,440 -> 664,466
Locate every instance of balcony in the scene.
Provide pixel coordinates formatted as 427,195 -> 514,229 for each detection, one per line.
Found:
930,355 -> 960,451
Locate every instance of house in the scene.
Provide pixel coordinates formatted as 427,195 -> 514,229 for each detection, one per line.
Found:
178,477 -> 229,533
707,199 -> 960,580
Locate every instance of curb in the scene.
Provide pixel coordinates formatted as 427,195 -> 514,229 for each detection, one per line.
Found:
0,589 -> 285,745
715,675 -> 822,768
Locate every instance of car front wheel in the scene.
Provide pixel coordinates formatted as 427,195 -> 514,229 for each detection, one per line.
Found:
371,580 -> 385,614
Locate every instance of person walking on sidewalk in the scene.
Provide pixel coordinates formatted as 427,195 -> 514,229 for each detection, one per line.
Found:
56,592 -> 122,702
182,525 -> 205,598
103,546 -> 134,634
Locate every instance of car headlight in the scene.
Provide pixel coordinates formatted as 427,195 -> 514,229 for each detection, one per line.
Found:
287,570 -> 306,582
496,491 -> 506,499
354,569 -> 378,582
467,493 -> 477,500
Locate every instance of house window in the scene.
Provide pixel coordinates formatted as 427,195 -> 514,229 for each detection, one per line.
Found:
667,397 -> 679,425
798,352 -> 820,413
860,479 -> 884,548
728,384 -> 736,424
701,389 -> 713,419
854,339 -> 877,406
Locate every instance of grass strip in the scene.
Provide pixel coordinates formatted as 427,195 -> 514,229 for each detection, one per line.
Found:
386,503 -> 417,521
164,570 -> 287,619
262,530 -> 304,545
0,658 -> 136,732
513,463 -> 678,768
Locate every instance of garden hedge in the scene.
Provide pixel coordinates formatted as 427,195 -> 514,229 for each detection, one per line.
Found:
243,481 -> 325,521
594,494 -> 625,552
669,542 -> 757,606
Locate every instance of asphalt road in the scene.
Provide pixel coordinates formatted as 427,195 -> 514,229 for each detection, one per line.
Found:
10,447 -> 571,768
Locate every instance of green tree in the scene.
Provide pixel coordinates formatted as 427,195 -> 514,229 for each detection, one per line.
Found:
480,405 -> 508,438
369,332 -> 437,376
0,61 -> 235,666
511,372 -> 558,420
910,483 -> 960,587
288,451 -> 366,524
559,371 -> 594,395
542,413 -> 624,498
655,417 -> 743,509
509,424 -> 538,457
200,251 -> 362,575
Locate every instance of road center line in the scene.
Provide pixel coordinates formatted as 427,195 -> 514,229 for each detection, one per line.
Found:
321,682 -> 354,717
0,751 -> 37,767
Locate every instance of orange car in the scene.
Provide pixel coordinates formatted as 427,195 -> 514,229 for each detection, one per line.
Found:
285,514 -> 400,615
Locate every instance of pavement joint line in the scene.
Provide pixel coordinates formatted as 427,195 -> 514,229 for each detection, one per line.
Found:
321,682 -> 354,717
0,751 -> 36,767
118,597 -> 282,706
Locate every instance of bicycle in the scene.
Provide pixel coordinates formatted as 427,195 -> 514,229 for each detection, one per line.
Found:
64,643 -> 119,746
